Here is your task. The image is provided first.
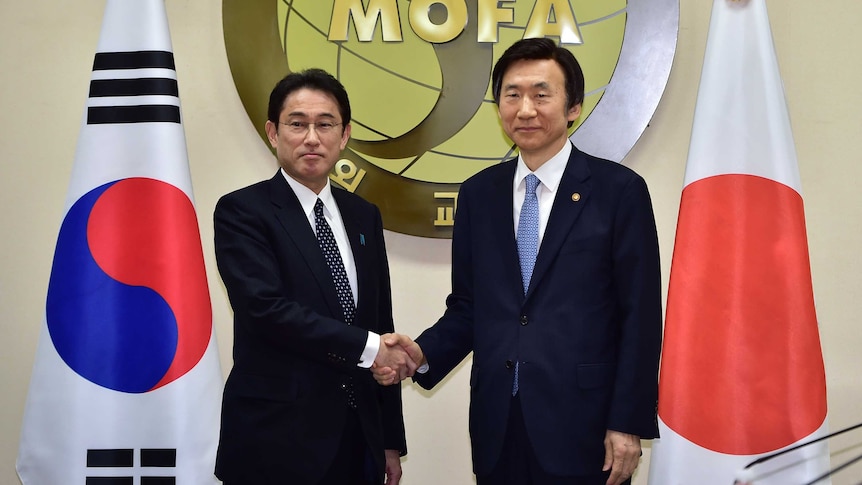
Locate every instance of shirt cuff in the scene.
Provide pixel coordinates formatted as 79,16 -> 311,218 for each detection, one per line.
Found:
416,363 -> 429,374
357,331 -> 380,368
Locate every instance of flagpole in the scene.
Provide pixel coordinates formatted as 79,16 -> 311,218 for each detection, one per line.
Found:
17,1 -> 222,483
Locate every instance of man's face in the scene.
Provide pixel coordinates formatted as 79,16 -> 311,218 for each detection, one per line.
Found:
497,59 -> 581,168
264,87 -> 351,193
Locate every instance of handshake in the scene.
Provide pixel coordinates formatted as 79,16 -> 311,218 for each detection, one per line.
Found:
372,333 -> 425,386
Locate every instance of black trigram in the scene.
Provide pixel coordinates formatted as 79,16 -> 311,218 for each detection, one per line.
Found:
86,448 -> 176,484
86,50 -> 180,125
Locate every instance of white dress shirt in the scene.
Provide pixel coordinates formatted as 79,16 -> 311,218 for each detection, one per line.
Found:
417,142 -> 573,376
513,141 -> 572,246
281,169 -> 379,367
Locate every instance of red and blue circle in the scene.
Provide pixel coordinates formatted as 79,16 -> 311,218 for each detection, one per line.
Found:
46,177 -> 212,393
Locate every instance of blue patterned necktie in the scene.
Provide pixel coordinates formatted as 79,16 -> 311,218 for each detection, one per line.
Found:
314,199 -> 356,325
517,174 -> 540,294
513,173 -> 539,395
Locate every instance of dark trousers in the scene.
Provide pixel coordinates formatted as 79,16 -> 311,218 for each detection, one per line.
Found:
318,408 -> 378,485
477,395 -> 631,485
222,409 -> 377,485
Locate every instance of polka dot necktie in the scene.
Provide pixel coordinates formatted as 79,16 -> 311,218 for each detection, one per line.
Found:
315,199 -> 358,409
314,199 -> 356,325
513,173 -> 539,396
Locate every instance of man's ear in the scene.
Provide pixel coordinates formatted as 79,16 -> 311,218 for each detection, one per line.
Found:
339,123 -> 352,151
264,120 -> 278,147
568,103 -> 582,123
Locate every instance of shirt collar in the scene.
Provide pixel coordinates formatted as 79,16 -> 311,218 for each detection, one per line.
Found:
280,169 -> 335,218
514,141 -> 572,192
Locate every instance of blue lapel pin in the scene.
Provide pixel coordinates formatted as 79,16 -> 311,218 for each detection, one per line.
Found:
360,234 -> 366,246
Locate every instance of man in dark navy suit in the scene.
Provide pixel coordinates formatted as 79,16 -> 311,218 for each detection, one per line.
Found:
214,69 -> 412,485
376,39 -> 663,485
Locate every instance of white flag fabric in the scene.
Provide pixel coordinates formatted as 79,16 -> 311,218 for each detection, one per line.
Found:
16,1 -> 223,483
647,1 -> 830,484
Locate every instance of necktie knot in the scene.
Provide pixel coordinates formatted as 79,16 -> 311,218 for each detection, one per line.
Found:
314,198 -> 325,219
525,173 -> 539,195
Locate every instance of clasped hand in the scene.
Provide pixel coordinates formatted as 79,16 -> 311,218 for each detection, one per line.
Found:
372,333 -> 425,386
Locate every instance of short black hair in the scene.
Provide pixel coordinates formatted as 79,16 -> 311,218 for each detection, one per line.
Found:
491,37 -> 585,112
267,68 -> 351,126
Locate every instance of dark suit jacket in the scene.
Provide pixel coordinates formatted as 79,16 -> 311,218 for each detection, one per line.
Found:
213,172 -> 406,484
414,144 -> 662,477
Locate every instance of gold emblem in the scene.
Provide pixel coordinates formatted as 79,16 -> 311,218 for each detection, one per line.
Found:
223,0 -> 677,238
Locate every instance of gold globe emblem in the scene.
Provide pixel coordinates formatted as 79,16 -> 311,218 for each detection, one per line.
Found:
223,0 -> 678,238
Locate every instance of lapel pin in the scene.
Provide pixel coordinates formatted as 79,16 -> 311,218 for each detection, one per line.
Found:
360,234 -> 366,246
571,193 -> 581,202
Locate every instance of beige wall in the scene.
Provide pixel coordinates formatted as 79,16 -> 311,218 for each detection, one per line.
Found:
2,1 -> 861,483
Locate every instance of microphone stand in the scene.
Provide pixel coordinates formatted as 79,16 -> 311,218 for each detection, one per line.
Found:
736,421 -> 862,484
744,421 -> 862,470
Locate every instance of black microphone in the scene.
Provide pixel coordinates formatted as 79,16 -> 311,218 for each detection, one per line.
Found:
733,421 -> 862,484
744,421 -> 862,470
801,450 -> 862,485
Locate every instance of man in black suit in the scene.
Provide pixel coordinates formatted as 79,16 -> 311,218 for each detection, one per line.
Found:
214,69 -> 412,485
376,38 -> 663,485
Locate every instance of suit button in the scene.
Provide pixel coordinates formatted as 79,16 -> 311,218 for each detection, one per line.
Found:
520,315 -> 528,326
505,360 -> 514,369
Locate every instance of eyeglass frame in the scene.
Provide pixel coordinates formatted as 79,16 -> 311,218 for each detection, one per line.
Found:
278,119 -> 344,136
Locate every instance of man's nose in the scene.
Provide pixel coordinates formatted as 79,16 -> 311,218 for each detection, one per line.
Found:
518,98 -> 537,118
303,125 -> 321,144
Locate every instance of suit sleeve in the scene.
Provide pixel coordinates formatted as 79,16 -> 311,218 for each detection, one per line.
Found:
214,192 -> 369,371
413,180 -> 477,389
369,206 -> 408,454
606,174 -> 662,439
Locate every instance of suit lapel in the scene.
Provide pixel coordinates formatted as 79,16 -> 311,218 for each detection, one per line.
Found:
527,146 -> 591,299
487,161 -> 525,298
267,174 -> 343,319
331,189 -> 370,330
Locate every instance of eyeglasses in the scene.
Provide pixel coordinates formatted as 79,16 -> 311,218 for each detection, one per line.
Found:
279,120 -> 342,135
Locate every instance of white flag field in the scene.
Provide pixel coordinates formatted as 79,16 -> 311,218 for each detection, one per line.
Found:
16,1 -> 223,484
647,0 -> 832,484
